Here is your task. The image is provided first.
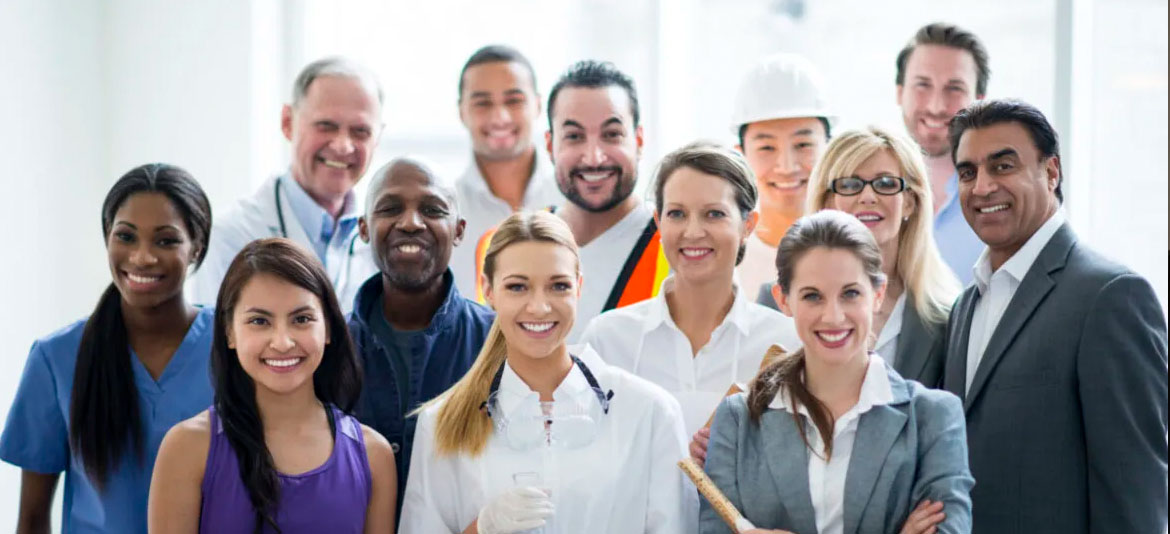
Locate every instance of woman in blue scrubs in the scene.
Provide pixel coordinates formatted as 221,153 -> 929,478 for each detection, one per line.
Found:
0,163 -> 215,534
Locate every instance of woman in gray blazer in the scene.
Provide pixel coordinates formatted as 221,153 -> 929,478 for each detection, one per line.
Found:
702,210 -> 972,534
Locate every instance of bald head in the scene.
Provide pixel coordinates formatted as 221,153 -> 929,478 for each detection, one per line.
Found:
365,156 -> 458,220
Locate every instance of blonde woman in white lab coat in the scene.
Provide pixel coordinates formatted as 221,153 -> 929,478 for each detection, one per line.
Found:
400,211 -> 698,534
580,143 -> 800,462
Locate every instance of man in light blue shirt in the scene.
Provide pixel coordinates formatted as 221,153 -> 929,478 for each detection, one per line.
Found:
191,57 -> 383,311
895,22 -> 990,285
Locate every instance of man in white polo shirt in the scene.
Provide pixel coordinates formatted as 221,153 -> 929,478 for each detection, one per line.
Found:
451,45 -> 560,298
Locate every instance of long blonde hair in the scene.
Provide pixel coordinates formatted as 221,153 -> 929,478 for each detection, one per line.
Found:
805,126 -> 959,325
418,211 -> 580,456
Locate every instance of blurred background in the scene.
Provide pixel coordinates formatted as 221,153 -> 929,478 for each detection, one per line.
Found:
0,0 -> 1165,528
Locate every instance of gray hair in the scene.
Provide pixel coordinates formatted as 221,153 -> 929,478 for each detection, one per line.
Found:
291,56 -> 384,109
364,156 -> 459,220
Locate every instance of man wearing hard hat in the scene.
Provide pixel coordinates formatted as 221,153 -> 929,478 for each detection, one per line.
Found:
730,53 -> 835,306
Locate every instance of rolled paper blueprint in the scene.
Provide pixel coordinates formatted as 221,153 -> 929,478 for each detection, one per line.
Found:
678,458 -> 756,533
703,344 -> 790,429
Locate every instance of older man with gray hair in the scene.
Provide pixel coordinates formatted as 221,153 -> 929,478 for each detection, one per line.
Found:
191,56 -> 384,312
349,157 -> 495,519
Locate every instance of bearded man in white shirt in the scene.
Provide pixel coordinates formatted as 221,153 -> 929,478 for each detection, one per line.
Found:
941,99 -> 1168,534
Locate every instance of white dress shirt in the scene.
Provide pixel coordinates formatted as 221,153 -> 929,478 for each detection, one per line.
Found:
571,203 -> 656,342
580,277 -> 801,435
873,293 -> 906,368
965,210 -> 1066,392
451,153 -> 560,296
769,354 -> 896,534
399,344 -> 698,534
735,234 -> 778,300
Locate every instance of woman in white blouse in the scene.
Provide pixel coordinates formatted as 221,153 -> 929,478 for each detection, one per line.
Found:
805,127 -> 959,387
400,211 -> 697,534
702,210 -> 972,534
580,142 -> 800,449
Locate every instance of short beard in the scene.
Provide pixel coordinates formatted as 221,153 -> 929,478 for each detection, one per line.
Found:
558,168 -> 636,213
383,265 -> 443,294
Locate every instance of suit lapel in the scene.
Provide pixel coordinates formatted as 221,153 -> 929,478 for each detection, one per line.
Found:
944,287 -> 979,402
894,297 -> 930,382
760,410 -> 819,534
964,224 -> 1074,411
842,376 -> 910,534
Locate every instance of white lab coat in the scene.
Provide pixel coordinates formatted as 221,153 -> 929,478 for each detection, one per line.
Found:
188,175 -> 377,314
580,277 -> 801,436
400,344 -> 699,534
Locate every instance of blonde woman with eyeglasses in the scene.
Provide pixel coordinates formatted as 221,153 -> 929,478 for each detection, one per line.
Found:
804,126 -> 960,387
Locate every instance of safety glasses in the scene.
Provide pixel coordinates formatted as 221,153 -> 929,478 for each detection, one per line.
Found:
829,175 -> 907,196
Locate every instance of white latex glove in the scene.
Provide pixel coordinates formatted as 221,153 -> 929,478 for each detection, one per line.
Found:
476,486 -> 555,534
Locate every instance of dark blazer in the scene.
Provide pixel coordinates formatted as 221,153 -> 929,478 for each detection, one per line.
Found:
701,364 -> 974,534
942,223 -> 1168,534
895,293 -> 948,388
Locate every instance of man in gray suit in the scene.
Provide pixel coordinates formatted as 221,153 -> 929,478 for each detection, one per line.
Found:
943,99 -> 1168,533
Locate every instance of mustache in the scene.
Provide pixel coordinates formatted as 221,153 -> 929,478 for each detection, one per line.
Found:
570,165 -> 623,177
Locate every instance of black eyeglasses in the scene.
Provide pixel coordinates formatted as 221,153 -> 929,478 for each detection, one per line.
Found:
829,175 -> 907,196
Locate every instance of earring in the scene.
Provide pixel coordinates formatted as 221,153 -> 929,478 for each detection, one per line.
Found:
903,216 -> 910,221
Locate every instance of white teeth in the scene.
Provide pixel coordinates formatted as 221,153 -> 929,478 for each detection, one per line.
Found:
520,322 -> 555,333
322,159 -> 348,169
818,331 -> 849,342
264,357 -> 302,368
681,248 -> 710,258
127,273 -> 161,284
923,120 -> 945,129
579,172 -> 611,183
487,130 -> 514,138
397,244 -> 421,253
770,181 -> 803,190
856,214 -> 882,222
979,204 -> 1009,214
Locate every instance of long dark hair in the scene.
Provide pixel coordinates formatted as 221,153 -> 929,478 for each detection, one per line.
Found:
210,238 -> 362,533
747,210 -> 885,460
70,163 -> 212,489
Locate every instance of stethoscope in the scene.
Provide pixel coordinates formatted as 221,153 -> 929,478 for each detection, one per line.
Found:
483,355 -> 615,416
272,177 -> 361,283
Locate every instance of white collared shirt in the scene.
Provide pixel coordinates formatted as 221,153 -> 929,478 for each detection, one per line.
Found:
451,152 -> 561,296
580,276 -> 801,435
769,354 -> 896,534
571,202 -> 656,342
965,210 -> 1066,392
400,344 -> 698,534
874,293 -> 907,368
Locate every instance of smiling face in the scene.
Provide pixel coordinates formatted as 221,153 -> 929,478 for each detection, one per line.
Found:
897,44 -> 980,158
228,273 -> 328,396
955,122 -> 1060,265
658,167 -> 757,286
740,117 -> 827,215
107,192 -> 198,310
281,75 -> 382,204
775,247 -> 884,366
827,149 -> 917,251
459,61 -> 540,162
483,241 -> 580,361
546,86 -> 643,213
360,163 -> 465,292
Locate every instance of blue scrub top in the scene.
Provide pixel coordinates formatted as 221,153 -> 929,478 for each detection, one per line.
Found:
933,172 -> 985,287
0,307 -> 215,534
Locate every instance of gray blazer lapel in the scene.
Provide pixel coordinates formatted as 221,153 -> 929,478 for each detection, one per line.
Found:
944,287 -> 978,403
843,373 -> 911,534
760,410 -> 819,534
894,296 -> 931,383
964,224 -> 1074,410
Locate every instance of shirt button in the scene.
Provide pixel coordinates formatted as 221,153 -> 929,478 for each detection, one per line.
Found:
391,442 -> 401,454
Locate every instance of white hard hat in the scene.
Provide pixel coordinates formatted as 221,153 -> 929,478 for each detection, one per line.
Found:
730,53 -> 836,134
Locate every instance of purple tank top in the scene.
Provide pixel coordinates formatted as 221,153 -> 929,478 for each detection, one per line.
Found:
199,405 -> 372,533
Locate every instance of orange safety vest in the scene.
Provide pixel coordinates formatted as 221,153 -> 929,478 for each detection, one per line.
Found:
474,217 -> 669,311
